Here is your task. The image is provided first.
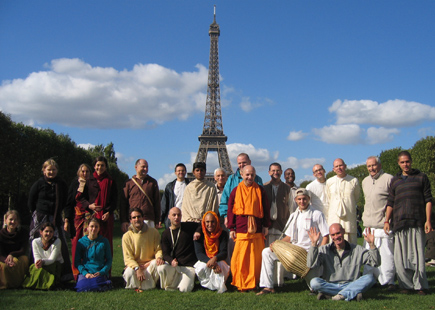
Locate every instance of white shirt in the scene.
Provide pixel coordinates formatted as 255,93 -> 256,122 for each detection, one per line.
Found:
174,180 -> 187,209
284,206 -> 329,251
32,237 -> 64,265
306,179 -> 328,218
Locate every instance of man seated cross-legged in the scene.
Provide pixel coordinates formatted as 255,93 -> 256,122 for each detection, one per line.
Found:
308,223 -> 380,301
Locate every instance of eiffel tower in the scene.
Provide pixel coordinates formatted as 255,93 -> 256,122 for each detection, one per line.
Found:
194,6 -> 233,176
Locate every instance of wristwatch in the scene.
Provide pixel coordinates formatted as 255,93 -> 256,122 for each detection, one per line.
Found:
134,266 -> 139,271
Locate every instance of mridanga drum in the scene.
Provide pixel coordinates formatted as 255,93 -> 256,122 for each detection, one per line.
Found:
270,240 -> 310,278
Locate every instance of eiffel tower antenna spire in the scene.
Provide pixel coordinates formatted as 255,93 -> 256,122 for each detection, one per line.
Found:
194,6 -> 233,175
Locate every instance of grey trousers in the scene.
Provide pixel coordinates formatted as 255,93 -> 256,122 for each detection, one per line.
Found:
394,227 -> 428,290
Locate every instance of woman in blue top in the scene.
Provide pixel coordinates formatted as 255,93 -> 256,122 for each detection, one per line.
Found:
74,218 -> 112,291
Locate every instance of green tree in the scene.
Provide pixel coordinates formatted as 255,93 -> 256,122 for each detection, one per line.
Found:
379,147 -> 403,176
411,136 -> 435,197
346,164 -> 369,210
299,180 -> 311,188
0,112 -> 128,224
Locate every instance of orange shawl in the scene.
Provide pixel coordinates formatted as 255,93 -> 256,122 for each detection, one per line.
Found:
233,181 -> 263,218
201,211 -> 222,258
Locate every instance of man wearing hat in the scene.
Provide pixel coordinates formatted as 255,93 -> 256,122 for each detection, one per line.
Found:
257,188 -> 329,295
181,162 -> 219,223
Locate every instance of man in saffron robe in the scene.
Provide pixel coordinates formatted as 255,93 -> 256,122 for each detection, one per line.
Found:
227,165 -> 271,291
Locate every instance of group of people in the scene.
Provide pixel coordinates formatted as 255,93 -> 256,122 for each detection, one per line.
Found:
0,150 -> 432,300
0,157 -> 114,291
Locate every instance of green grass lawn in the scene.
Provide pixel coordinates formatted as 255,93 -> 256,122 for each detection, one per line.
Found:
1,222 -> 435,310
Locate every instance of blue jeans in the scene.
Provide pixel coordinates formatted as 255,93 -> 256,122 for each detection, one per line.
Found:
310,274 -> 376,301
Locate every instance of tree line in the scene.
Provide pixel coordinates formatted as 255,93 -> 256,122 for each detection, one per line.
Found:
0,111 -> 129,225
300,136 -> 435,211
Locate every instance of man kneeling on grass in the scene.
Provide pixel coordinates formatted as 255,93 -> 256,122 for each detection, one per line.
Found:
308,223 -> 380,301
122,208 -> 164,291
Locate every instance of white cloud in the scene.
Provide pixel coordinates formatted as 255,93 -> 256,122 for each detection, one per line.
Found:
330,99 -> 435,127
227,143 -> 272,172
0,58 -> 208,128
158,172 -> 176,189
346,161 -> 366,169
366,127 -> 400,144
281,157 -> 326,171
240,97 -> 255,112
287,130 -> 308,141
78,143 -> 95,150
239,96 -> 273,112
312,124 -> 362,144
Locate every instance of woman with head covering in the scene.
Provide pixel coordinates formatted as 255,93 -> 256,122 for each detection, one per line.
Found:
74,218 -> 112,292
66,163 -> 92,280
0,210 -> 29,289
28,159 -> 73,282
193,211 -> 230,293
78,156 -> 117,255
23,222 -> 63,289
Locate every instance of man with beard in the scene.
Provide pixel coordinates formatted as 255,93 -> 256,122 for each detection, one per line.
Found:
384,151 -> 432,295
122,208 -> 164,290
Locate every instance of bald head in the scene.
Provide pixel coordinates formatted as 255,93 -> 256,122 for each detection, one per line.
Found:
241,165 -> 256,187
135,159 -> 149,179
169,207 -> 182,228
329,223 -> 346,249
333,158 -> 347,178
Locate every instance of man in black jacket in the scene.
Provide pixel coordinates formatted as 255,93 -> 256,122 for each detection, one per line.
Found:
159,163 -> 189,228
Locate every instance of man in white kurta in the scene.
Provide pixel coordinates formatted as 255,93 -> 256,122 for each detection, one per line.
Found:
257,188 -> 329,295
306,164 -> 329,221
181,162 -> 219,223
361,156 -> 395,287
326,158 -> 360,244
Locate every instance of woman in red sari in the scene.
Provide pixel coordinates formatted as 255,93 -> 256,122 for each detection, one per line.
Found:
66,163 -> 91,280
78,156 -> 117,256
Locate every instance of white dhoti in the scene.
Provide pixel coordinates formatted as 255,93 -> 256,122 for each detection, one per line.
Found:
123,260 -> 159,290
265,234 -> 289,286
363,228 -> 395,285
194,260 -> 230,293
157,264 -> 195,292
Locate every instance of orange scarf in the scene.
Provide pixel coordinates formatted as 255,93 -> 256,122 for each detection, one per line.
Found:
201,211 -> 222,258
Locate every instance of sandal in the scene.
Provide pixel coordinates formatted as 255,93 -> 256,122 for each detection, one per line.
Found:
256,288 -> 275,295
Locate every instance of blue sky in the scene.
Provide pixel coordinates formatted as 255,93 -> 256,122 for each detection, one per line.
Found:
1,1 -> 434,188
